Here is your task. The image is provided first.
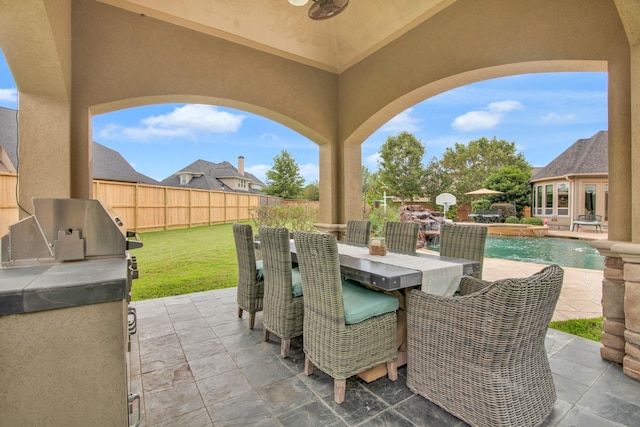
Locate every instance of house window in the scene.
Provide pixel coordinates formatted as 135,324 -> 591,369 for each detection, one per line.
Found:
557,183 -> 569,216
238,180 -> 246,189
585,184 -> 596,215
545,184 -> 553,215
536,185 -> 543,215
179,174 -> 188,185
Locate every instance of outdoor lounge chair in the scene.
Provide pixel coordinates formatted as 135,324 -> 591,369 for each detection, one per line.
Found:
439,222 -> 488,279
259,226 -> 304,358
293,231 -> 399,404
345,219 -> 371,246
406,264 -> 564,427
233,223 -> 264,329
384,221 -> 419,253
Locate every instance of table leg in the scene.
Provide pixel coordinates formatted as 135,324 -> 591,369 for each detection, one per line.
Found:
358,289 -> 409,383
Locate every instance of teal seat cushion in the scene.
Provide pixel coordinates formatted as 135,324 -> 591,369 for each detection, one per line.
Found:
341,279 -> 399,325
291,267 -> 303,297
256,260 -> 264,280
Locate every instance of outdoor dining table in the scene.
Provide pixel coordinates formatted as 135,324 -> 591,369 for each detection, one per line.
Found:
282,240 -> 481,382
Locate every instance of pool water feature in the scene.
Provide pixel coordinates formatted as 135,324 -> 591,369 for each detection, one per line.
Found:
432,236 -> 604,271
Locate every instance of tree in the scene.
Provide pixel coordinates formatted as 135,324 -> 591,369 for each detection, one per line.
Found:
301,181 -> 320,201
483,165 -> 532,215
438,137 -> 531,203
264,150 -> 305,199
378,132 -> 426,203
423,156 -> 453,209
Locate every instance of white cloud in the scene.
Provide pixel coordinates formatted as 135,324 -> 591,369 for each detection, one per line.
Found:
540,112 -> 576,122
143,104 -> 244,133
381,108 -> 421,133
122,125 -> 190,139
487,100 -> 523,113
452,100 -> 524,132
246,164 -> 270,183
365,152 -> 381,167
97,104 -> 245,141
451,111 -> 500,131
0,87 -> 17,103
299,163 -> 319,183
260,132 -> 279,140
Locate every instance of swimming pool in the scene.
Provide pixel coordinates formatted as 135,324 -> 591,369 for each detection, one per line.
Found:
432,236 -> 604,270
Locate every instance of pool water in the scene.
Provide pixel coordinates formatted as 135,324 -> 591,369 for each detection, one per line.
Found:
432,236 -> 605,271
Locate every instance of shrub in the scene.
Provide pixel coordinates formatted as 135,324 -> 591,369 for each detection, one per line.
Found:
505,216 -> 519,224
520,217 -> 544,226
250,204 -> 318,232
490,203 -> 516,222
368,204 -> 400,236
471,199 -> 491,212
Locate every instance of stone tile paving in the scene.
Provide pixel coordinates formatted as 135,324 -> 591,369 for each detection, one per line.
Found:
130,286 -> 640,426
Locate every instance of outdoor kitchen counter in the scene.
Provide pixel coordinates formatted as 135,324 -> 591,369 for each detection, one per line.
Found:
0,258 -> 128,316
0,258 -> 132,426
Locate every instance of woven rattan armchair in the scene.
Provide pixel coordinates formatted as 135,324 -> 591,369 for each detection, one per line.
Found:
439,222 -> 488,279
345,219 -> 371,246
293,231 -> 399,404
384,221 -> 419,253
259,226 -> 304,358
233,223 -> 263,329
406,264 -> 564,427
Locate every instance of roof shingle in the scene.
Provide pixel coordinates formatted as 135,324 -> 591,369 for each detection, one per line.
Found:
531,131 -> 608,181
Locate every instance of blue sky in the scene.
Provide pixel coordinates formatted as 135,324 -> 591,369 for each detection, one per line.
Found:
0,50 -> 607,184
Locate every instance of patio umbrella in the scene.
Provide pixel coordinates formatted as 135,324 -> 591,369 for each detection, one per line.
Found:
464,188 -> 503,195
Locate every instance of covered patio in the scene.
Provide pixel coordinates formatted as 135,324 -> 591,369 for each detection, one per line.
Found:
1,0 -> 640,425
131,282 -> 637,426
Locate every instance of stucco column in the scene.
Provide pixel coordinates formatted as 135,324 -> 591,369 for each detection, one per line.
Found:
607,51 -> 633,242
316,140 -> 362,239
17,94 -> 71,214
69,104 -> 93,199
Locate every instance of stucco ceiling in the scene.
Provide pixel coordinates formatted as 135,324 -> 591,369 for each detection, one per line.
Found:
98,0 -> 456,73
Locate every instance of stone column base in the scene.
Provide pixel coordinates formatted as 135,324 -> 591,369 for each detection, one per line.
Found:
592,240 -> 640,382
314,223 -> 347,241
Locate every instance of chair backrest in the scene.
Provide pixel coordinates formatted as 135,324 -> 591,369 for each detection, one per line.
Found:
439,223 -> 487,279
345,220 -> 371,246
484,264 -> 563,351
293,231 -> 346,334
259,226 -> 294,309
384,221 -> 419,253
233,223 -> 258,287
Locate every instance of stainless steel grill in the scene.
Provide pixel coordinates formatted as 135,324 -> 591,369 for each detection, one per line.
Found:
1,198 -> 142,266
0,198 -> 143,425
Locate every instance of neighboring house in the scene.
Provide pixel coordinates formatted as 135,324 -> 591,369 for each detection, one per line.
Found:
0,107 -> 17,174
161,156 -> 265,193
0,106 -> 159,185
93,143 -> 160,185
530,131 -> 608,230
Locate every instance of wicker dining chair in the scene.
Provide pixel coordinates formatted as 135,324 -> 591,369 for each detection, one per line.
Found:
293,231 -> 399,404
345,219 -> 371,246
259,226 -> 304,358
233,223 -> 263,329
384,221 -> 419,253
406,264 -> 564,427
439,222 -> 488,279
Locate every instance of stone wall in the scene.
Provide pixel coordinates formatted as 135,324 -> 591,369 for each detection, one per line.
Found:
399,205 -> 444,248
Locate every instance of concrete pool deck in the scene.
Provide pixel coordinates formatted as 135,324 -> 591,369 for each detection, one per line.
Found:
423,227 -> 608,322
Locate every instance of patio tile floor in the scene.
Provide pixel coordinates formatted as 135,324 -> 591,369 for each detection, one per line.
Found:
131,285 -> 640,426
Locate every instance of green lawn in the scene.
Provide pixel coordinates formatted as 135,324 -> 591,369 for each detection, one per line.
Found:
131,222 -> 602,342
549,316 -> 603,342
131,222 -> 253,301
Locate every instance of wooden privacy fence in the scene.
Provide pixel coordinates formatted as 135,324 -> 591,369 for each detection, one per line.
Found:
93,180 -> 285,232
0,175 -> 284,234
